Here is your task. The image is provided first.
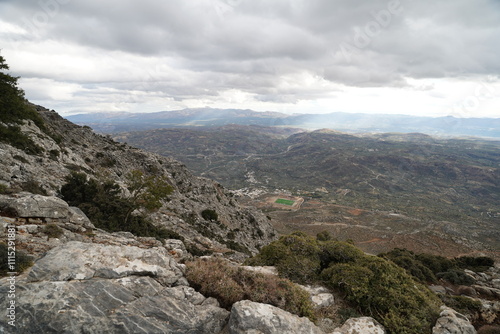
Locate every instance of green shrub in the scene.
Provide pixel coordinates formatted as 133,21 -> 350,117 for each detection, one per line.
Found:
436,269 -> 475,286
322,256 -> 441,334
42,224 -> 64,238
246,232 -> 322,284
49,149 -> 59,160
0,184 -> 8,194
455,256 -> 495,272
439,294 -> 482,316
201,209 -> 218,221
60,172 -> 176,241
246,233 -> 441,334
186,258 -> 315,320
0,243 -> 33,277
316,230 -> 332,241
379,248 -> 437,283
0,124 -> 43,154
21,179 -> 47,195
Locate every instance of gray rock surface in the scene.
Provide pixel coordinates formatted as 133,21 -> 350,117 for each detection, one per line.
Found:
27,241 -> 185,286
0,194 -> 70,219
0,242 -> 229,333
331,317 -> 385,334
228,300 -> 323,334
433,306 -> 477,334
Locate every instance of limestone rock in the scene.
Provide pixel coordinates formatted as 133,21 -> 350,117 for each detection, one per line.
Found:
332,317 -> 385,334
26,241 -> 185,286
0,276 -> 229,334
302,285 -> 335,308
228,300 -> 323,334
0,194 -> 70,219
433,306 -> 477,334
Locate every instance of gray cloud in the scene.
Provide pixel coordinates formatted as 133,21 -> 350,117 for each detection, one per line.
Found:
0,0 -> 499,116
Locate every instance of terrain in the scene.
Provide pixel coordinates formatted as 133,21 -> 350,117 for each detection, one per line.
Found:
116,126 -> 500,259
0,55 -> 498,332
67,107 -> 500,138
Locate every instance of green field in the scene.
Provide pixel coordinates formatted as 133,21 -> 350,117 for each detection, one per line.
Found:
275,198 -> 295,206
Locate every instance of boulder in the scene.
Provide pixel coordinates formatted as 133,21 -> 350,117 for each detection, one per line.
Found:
26,241 -> 185,286
228,300 -> 323,334
332,317 -> 385,334
433,306 -> 477,334
3,194 -> 70,219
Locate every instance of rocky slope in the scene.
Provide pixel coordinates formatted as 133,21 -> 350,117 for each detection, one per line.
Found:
0,105 -> 277,257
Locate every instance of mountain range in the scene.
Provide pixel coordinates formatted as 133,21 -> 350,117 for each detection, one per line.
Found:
67,108 -> 500,138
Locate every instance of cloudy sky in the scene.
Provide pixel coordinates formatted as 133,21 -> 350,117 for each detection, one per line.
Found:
1,0 -> 499,118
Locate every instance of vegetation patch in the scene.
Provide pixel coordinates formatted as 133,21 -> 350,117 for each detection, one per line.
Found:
61,171 -> 176,240
246,231 -> 441,334
275,198 -> 295,206
186,257 -> 315,320
42,224 -> 64,238
379,248 -> 493,286
0,243 -> 33,277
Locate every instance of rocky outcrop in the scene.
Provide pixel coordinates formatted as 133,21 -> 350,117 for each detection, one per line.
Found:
228,300 -> 323,334
332,317 -> 385,334
0,241 -> 229,333
26,241 -> 187,285
433,306 -> 477,334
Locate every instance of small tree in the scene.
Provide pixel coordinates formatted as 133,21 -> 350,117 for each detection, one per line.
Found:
0,55 -> 45,153
124,170 -> 174,223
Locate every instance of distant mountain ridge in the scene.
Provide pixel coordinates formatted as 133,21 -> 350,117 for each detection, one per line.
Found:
67,108 -> 500,138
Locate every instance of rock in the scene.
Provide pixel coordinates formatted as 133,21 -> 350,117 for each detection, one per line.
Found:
473,285 -> 500,298
68,206 -> 94,228
433,306 -> 477,334
26,241 -> 185,286
0,276 -> 229,334
457,285 -> 478,297
241,265 -> 278,276
430,285 -> 448,295
332,317 -> 385,334
3,194 -> 70,219
228,300 -> 323,334
302,285 -> 335,308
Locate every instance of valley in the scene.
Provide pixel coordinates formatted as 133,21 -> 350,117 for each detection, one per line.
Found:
115,125 -> 500,260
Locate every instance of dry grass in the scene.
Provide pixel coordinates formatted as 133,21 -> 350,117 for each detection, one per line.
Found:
185,257 -> 315,320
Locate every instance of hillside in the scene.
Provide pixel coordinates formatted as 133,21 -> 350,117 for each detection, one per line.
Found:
116,126 -> 500,257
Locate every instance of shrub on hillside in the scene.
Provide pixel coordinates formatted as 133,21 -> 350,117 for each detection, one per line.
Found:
61,172 -> 178,240
185,257 -> 315,320
379,248 -> 438,283
201,209 -> 218,221
42,224 -> 63,238
245,232 -> 322,284
245,232 -> 441,334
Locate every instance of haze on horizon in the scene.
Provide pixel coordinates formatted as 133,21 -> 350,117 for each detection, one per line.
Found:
0,0 -> 499,118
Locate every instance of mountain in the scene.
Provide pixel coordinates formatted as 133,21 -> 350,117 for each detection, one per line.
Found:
116,126 -> 500,257
67,108 -> 500,138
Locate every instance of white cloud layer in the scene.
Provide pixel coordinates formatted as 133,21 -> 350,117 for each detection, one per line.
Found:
0,0 -> 499,117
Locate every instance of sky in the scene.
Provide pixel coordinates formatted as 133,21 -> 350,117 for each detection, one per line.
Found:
0,0 -> 499,118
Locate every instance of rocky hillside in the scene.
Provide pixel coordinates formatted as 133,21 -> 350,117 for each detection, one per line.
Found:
0,105 -> 277,258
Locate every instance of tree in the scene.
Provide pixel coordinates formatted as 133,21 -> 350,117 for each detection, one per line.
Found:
0,55 -> 41,125
124,170 -> 174,223
0,55 -> 44,153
